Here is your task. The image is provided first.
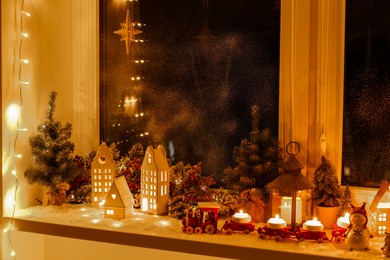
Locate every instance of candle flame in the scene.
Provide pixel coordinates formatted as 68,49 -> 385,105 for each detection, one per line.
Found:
275,214 -> 279,219
239,210 -> 243,214
314,217 -> 317,221
345,213 -> 350,218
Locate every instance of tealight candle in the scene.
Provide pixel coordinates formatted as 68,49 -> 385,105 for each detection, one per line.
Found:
337,213 -> 350,229
267,214 -> 287,229
303,217 -> 324,232
232,210 -> 251,223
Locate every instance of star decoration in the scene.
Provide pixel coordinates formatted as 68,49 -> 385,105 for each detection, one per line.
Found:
113,9 -> 143,55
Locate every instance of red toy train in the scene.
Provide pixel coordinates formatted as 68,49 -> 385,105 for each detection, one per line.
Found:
181,202 -> 344,244
181,202 -> 256,234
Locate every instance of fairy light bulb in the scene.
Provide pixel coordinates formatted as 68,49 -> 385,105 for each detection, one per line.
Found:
20,58 -> 29,64
21,32 -> 29,38
19,81 -> 30,85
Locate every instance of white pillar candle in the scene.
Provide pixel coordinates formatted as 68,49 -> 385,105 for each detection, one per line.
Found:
280,196 -> 302,225
232,210 -> 251,223
267,214 -> 287,229
303,218 -> 324,231
336,213 -> 350,229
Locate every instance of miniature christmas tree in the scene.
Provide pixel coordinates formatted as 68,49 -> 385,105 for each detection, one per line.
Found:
338,184 -> 352,217
24,91 -> 80,205
313,156 -> 342,207
223,105 -> 282,194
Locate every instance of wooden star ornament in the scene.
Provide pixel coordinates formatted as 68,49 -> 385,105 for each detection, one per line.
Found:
113,9 -> 143,55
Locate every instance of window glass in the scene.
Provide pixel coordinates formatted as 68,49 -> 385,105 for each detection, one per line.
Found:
342,0 -> 390,187
99,0 -> 280,178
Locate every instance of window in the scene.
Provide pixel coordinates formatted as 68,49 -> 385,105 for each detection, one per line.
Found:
378,225 -> 387,235
342,0 -> 390,187
379,213 -> 387,222
99,0 -> 280,181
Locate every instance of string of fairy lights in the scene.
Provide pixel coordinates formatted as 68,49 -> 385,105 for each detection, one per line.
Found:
6,0 -> 30,258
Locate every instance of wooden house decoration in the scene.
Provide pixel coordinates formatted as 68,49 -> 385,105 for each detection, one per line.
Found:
369,181 -> 390,236
91,142 -> 116,208
104,175 -> 134,220
140,145 -> 170,215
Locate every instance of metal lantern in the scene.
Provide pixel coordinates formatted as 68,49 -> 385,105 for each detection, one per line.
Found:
268,141 -> 314,230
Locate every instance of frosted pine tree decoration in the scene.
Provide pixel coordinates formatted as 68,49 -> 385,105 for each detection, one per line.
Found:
313,156 -> 342,207
24,91 -> 80,205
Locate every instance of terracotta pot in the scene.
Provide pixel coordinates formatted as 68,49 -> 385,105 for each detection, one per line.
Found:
315,205 -> 339,229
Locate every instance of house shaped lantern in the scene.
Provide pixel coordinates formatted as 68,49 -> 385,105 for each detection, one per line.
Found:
140,145 -> 170,215
104,175 -> 135,220
268,141 -> 314,230
91,142 -> 116,208
369,181 -> 390,236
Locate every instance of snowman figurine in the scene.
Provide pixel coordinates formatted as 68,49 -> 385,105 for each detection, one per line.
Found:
344,202 -> 372,251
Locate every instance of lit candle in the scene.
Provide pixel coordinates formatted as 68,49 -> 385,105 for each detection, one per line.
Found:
232,210 -> 251,223
336,213 -> 350,229
280,196 -> 302,225
303,218 -> 324,232
267,214 -> 287,229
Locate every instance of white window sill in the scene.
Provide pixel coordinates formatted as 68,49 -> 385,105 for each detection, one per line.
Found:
3,203 -> 387,260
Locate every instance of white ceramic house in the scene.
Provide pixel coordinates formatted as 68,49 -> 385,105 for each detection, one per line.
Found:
104,175 -> 134,220
91,142 -> 116,208
140,145 -> 170,215
369,181 -> 390,236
